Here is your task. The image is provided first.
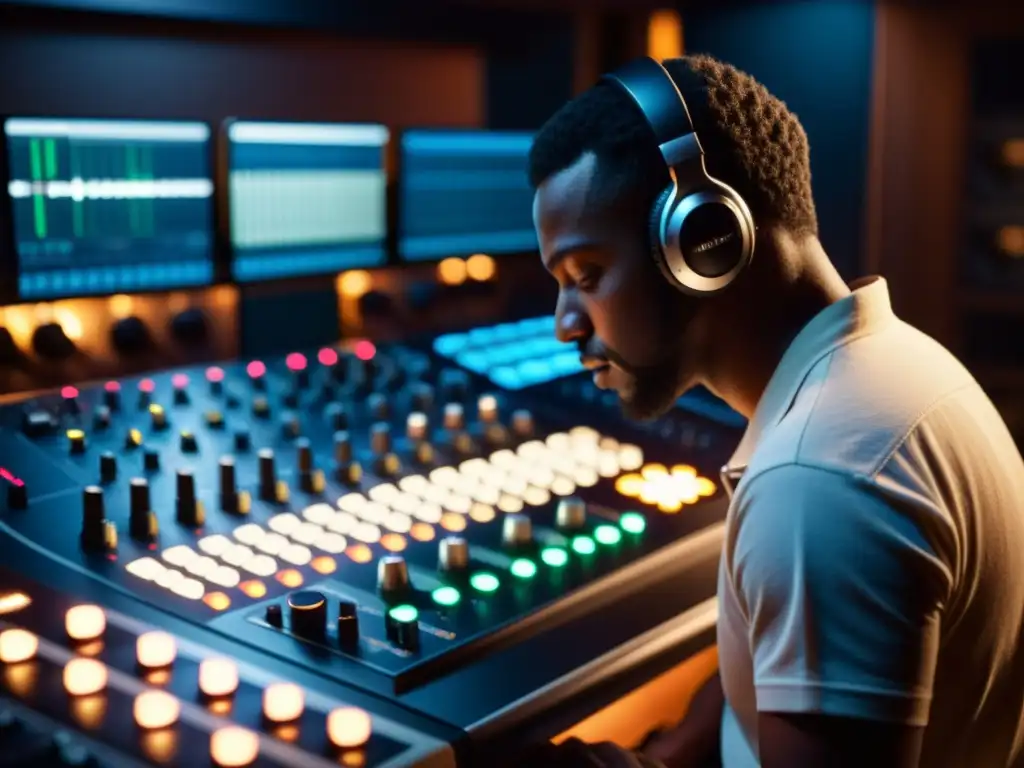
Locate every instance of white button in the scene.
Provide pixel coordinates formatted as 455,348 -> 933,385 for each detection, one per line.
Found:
136,631 -> 176,668
63,657 -> 107,696
327,706 -> 372,748
65,605 -> 106,642
210,726 -> 259,767
199,658 -> 239,698
134,689 -> 180,729
0,628 -> 37,663
262,682 -> 304,722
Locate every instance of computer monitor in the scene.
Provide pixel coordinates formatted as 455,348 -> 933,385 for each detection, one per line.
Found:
398,128 -> 536,262
225,121 -> 389,282
3,118 -> 215,300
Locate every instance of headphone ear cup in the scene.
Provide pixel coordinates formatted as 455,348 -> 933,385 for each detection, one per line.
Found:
648,187 -> 676,284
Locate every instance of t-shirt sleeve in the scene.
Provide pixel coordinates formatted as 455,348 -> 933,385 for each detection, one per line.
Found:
726,463 -> 953,726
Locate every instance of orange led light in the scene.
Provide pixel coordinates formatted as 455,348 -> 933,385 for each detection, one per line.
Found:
409,523 -> 435,542
379,534 -> 407,553
440,513 -> 467,532
346,545 -> 373,564
239,581 -> 267,599
203,593 -> 231,612
615,463 -> 716,513
310,556 -> 337,575
275,570 -> 304,588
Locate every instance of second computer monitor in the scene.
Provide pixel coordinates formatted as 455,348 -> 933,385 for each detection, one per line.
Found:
398,128 -> 536,262
226,121 -> 389,282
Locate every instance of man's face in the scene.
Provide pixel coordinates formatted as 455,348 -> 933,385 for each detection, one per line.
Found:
533,153 -> 701,421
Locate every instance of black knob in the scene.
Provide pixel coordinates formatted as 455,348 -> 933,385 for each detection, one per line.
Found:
129,478 -> 157,540
325,404 -> 348,432
370,423 -> 391,454
333,431 -> 352,463
176,469 -> 204,527
385,605 -> 420,651
265,604 -> 283,628
219,456 -> 238,512
367,393 -> 388,419
288,590 -> 327,639
102,385 -> 121,411
143,449 -> 160,471
439,368 -> 469,401
80,486 -> 106,550
67,429 -> 86,455
409,382 -> 435,412
179,430 -> 198,453
258,449 -> 277,501
99,452 -> 117,483
92,405 -> 111,430
234,430 -> 251,452
32,322 -> 75,359
170,308 -> 208,345
110,316 -> 151,356
337,601 -> 359,650
296,438 -> 322,494
172,381 -> 189,406
0,327 -> 19,365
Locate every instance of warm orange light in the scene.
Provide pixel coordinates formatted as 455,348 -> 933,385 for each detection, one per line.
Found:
997,226 -> 1024,258
647,9 -> 683,61
379,533 -> 407,552
346,545 -> 373,564
203,593 -> 231,612
53,307 -> 84,341
465,253 -> 496,281
275,570 -> 304,588
440,513 -> 467,532
437,258 -> 467,286
239,581 -> 267,599
310,556 -> 337,575
409,523 -> 435,542
338,270 -> 372,298
1002,138 -> 1024,168
108,294 -> 134,319
615,463 -> 716,513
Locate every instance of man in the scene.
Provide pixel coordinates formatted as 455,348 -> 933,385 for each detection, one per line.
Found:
526,55 -> 1024,767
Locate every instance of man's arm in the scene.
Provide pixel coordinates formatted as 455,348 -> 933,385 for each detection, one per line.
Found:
642,671 -> 723,768
730,463 -> 951,768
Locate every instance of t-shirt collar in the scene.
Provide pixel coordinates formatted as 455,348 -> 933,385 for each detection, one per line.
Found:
722,276 -> 895,484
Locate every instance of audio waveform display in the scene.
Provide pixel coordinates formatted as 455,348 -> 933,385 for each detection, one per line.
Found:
4,118 -> 215,299
227,121 -> 389,282
398,129 -> 537,262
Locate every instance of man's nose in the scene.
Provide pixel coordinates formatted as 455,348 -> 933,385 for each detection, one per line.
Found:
555,296 -> 591,344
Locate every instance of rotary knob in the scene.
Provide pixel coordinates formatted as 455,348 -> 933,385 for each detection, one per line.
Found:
438,536 -> 469,572
377,556 -> 410,597
287,590 -> 327,640
502,514 -> 533,548
556,496 -> 587,531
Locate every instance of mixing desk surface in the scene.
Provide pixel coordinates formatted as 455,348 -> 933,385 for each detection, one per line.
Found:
0,333 -> 741,767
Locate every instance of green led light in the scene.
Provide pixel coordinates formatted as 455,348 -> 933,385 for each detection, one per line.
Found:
571,536 -> 596,555
594,524 -> 623,546
619,511 -> 647,534
431,586 -> 461,607
540,547 -> 569,567
510,558 -> 537,579
388,604 -> 419,623
470,572 -> 500,593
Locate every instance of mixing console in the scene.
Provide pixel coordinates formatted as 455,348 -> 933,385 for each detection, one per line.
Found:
0,334 -> 739,766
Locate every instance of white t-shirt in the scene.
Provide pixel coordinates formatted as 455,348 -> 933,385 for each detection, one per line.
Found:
717,276 -> 1024,767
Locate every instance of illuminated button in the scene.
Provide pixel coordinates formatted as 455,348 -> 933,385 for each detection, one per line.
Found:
125,428 -> 143,448
385,604 -> 420,650
199,658 -> 239,698
66,428 -> 86,455
134,689 -> 180,729
477,394 -> 498,423
469,572 -> 499,593
327,706 -> 372,749
262,682 -> 304,722
0,592 -> 31,615
619,512 -> 646,534
0,628 -> 38,663
571,536 -> 596,555
136,631 -> 176,669
211,726 -> 259,767
63,657 -> 107,696
431,586 -> 461,607
149,404 -> 167,430
540,547 -> 569,568
510,558 -> 537,579
205,410 -> 225,428
594,524 -> 623,545
65,604 -> 106,642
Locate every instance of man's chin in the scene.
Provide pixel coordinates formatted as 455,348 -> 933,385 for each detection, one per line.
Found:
619,389 -> 678,422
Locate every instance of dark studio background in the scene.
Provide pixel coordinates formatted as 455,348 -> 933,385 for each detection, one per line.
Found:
0,0 -> 1022,441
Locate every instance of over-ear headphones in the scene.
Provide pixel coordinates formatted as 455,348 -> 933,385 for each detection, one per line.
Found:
602,57 -> 755,295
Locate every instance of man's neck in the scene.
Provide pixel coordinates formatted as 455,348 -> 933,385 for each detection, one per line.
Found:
701,236 -> 850,420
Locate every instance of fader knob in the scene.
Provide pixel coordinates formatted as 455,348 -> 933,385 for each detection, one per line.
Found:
337,601 -> 359,649
219,456 -> 238,512
326,403 -> 348,431
93,405 -> 111,430
287,591 -> 327,640
81,486 -> 115,551
99,452 -> 117,483
176,469 -> 204,527
511,409 -> 534,437
556,497 -> 587,531
409,382 -> 434,411
296,438 -> 324,494
406,412 -> 428,441
477,394 -> 499,424
386,605 -> 420,651
439,368 -> 469,400
443,403 -> 464,431
103,385 -> 121,411
67,429 -> 86,455
5,480 -> 27,511
258,449 -> 278,501
377,556 -> 410,597
370,423 -> 391,454
129,478 -> 158,541
438,536 -> 469,572
333,431 -> 352,463
367,393 -> 389,419
502,515 -> 533,548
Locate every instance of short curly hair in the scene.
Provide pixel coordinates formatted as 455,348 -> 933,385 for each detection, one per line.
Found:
528,55 -> 818,237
